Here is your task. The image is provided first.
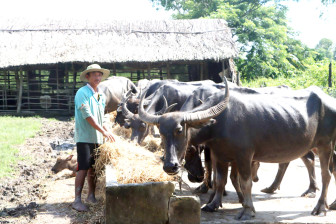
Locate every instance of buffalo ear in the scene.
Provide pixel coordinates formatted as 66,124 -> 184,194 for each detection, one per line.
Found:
66,155 -> 74,160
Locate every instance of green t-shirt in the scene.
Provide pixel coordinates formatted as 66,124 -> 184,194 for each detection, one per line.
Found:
74,85 -> 106,144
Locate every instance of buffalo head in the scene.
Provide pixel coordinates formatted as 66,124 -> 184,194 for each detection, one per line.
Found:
138,77 -> 229,175
121,90 -> 169,145
184,145 -> 205,182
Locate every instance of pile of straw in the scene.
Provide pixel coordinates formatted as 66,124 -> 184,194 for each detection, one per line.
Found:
141,136 -> 163,153
111,125 -> 132,139
95,135 -> 175,184
108,111 -> 117,123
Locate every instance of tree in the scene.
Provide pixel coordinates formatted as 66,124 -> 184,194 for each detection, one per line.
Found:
151,0 -> 332,80
152,0 -> 312,79
315,38 -> 334,60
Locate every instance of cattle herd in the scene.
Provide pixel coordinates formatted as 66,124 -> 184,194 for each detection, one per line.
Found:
99,76 -> 336,221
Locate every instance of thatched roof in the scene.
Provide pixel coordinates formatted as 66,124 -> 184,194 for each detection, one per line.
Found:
0,19 -> 238,68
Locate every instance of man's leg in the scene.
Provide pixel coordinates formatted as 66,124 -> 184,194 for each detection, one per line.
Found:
87,167 -> 97,203
72,169 -> 88,211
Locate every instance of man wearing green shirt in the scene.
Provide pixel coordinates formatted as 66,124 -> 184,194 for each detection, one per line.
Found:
73,64 -> 115,212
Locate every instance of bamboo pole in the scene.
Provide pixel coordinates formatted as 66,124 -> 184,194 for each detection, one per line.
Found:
16,69 -> 23,113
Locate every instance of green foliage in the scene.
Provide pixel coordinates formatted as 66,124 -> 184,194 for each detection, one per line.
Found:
0,116 -> 41,178
209,1 -> 312,80
315,38 -> 334,60
242,59 -> 336,96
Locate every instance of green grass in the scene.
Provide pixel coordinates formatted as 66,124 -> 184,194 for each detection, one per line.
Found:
0,116 -> 42,178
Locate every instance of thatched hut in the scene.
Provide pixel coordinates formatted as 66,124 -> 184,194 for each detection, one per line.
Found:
0,19 -> 238,114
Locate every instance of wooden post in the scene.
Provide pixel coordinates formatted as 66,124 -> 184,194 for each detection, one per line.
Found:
200,62 -> 204,80
3,71 -> 7,109
167,63 -> 171,79
39,69 -> 42,91
137,70 -> 141,81
147,64 -> 151,79
16,70 -> 23,113
113,63 -> 116,76
56,64 -> 60,109
27,70 -> 30,110
204,61 -> 209,80
329,62 -> 332,88
159,68 -> 163,80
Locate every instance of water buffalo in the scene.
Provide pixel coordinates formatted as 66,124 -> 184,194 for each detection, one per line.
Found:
115,79 -> 178,126
120,80 -> 216,144
139,77 -> 336,220
98,76 -> 138,114
181,83 -> 327,199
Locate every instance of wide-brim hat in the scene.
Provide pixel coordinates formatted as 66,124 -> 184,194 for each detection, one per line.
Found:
80,64 -> 110,82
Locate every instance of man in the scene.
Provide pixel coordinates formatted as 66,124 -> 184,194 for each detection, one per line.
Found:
73,64 -> 115,212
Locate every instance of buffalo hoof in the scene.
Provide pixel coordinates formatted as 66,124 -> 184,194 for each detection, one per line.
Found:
223,189 -> 227,196
234,207 -> 255,220
201,205 -> 216,212
301,191 -> 316,198
311,202 -> 327,216
194,183 -> 209,194
329,200 -> 336,210
261,187 -> 276,194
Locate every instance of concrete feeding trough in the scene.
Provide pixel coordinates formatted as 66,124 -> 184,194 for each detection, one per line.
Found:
105,165 -> 201,224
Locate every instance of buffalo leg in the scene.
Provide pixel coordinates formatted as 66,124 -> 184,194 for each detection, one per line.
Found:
328,151 -> 336,210
261,163 -> 289,193
235,157 -> 255,220
195,146 -> 213,193
230,162 -> 244,204
203,160 -> 228,211
311,145 -> 332,216
300,151 -> 318,197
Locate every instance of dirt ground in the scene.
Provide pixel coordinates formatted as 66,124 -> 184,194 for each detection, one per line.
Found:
0,117 -> 105,224
1,117 -> 336,224
188,160 -> 336,224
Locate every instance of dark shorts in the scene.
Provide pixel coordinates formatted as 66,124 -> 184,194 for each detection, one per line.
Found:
76,142 -> 100,171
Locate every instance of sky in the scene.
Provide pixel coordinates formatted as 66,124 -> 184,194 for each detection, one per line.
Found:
1,0 -> 336,49
283,0 -> 336,48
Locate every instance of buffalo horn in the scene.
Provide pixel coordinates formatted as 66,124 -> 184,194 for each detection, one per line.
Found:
183,77 -> 229,124
121,90 -> 134,119
138,89 -> 161,125
164,103 -> 177,113
154,96 -> 168,115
